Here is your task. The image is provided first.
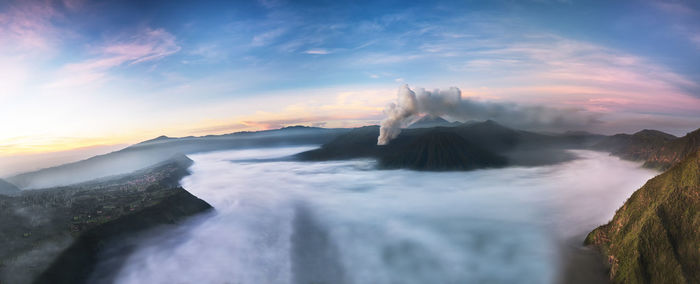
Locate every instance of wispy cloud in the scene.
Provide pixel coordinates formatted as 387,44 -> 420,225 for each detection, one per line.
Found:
251,28 -> 287,47
0,1 -> 62,52
304,49 -> 330,55
49,28 -> 180,88
81,28 -> 179,69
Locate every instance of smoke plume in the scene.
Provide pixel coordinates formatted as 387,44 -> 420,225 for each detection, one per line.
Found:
377,85 -> 600,145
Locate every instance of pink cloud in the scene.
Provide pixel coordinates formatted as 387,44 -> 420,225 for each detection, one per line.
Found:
455,35 -> 700,116
68,28 -> 180,71
0,1 -> 61,52
49,28 -> 180,88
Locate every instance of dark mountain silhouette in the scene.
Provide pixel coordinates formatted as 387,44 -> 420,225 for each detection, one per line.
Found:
297,120 -> 603,170
8,126 -> 349,189
379,130 -> 507,170
585,150 -> 700,283
0,179 -> 20,196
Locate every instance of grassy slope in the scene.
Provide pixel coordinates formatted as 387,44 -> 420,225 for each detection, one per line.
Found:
584,150 -> 700,283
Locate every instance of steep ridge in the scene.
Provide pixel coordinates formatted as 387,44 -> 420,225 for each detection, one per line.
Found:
584,150 -> 700,283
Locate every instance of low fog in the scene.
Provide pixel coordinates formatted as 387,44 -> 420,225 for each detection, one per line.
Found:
103,147 -> 656,284
379,85 -> 600,144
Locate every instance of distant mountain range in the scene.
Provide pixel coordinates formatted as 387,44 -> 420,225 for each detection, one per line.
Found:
3,117 -> 699,283
7,126 -> 348,189
585,149 -> 700,283
9,117 -> 699,187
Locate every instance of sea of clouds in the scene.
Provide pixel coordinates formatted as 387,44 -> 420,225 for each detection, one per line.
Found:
106,146 -> 657,284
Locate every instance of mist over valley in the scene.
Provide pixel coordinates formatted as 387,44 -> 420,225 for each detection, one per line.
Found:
2,1 -> 700,282
108,147 -> 656,284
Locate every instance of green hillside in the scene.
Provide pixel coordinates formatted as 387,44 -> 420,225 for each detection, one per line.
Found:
584,150 -> 700,283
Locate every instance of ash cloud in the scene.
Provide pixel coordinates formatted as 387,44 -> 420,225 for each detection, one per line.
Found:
378,85 -> 601,145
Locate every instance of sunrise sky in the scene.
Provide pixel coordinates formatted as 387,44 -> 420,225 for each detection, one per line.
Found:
2,0 -> 700,170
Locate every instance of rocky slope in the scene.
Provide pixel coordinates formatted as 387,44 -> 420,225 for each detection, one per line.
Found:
584,150 -> 699,283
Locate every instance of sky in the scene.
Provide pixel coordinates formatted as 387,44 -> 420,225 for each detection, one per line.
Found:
1,0 -> 700,169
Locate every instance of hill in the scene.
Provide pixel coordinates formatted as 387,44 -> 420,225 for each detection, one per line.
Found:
584,150 -> 700,283
592,129 -> 676,161
0,179 -> 20,196
591,128 -> 700,171
297,120 -> 603,170
644,128 -> 700,170
0,155 -> 212,284
8,126 -> 348,189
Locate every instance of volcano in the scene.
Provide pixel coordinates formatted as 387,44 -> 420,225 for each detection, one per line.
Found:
379,130 -> 507,170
